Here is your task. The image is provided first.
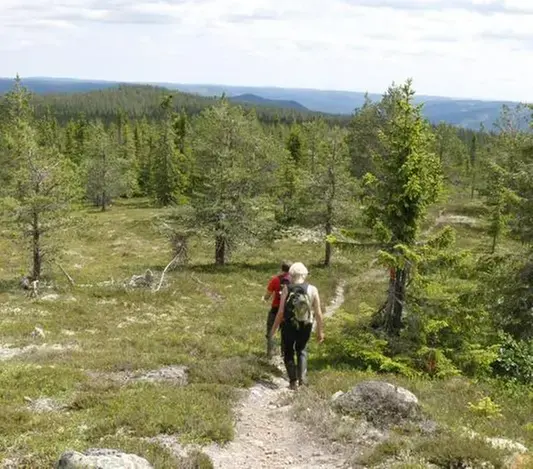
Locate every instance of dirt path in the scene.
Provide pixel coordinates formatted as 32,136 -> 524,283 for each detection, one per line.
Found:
203,281 -> 348,469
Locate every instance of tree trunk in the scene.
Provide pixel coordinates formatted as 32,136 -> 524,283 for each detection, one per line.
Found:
384,267 -> 407,335
32,211 -> 42,281
101,190 -> 106,212
491,232 -> 497,254
324,166 -> 335,267
215,235 -> 226,266
325,220 -> 332,267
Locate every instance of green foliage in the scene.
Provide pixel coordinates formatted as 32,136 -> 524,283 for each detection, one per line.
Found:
346,93 -> 382,178
189,98 -> 281,264
84,120 -> 134,210
492,333 -> 533,385
433,122 -> 469,186
363,80 -> 442,245
302,121 -> 356,265
467,396 -> 503,419
415,431 -> 506,469
152,107 -> 187,206
480,253 -> 533,341
479,161 -> 518,252
1,81 -> 81,279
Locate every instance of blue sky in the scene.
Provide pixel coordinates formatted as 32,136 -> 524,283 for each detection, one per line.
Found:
2,0 -> 533,101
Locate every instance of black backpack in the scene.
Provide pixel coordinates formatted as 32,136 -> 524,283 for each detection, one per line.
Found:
283,283 -> 313,327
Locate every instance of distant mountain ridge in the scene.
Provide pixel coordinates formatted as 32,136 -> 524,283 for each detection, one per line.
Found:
228,93 -> 309,112
0,77 -> 523,129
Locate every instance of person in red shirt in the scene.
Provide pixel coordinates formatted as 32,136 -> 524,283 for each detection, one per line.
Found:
263,261 -> 291,359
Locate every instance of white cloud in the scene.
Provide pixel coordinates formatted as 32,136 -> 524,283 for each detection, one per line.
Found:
1,0 -> 532,101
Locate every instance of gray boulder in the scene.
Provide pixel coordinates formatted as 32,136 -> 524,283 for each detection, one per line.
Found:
56,449 -> 153,468
332,380 -> 422,427
128,270 -> 154,288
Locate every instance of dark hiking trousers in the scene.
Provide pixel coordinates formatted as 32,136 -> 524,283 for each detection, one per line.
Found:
266,307 -> 284,358
281,321 -> 312,385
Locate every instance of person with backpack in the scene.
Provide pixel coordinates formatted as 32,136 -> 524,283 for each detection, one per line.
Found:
262,261 -> 292,359
270,262 -> 324,390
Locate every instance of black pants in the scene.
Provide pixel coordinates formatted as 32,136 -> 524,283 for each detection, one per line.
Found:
281,321 -> 312,384
266,307 -> 284,358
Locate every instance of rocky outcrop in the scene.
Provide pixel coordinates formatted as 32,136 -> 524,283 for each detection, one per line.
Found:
332,380 -> 423,428
56,449 -> 153,469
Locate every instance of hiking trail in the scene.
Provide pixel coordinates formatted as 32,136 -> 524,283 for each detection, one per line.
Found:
202,280 -> 349,469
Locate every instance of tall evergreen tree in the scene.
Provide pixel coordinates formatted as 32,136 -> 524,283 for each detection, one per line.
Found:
151,96 -> 186,206
363,80 -> 442,335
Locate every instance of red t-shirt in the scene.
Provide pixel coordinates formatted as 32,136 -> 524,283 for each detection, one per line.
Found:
267,273 -> 290,308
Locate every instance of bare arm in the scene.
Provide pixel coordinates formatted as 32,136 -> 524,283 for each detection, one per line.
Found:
263,289 -> 273,302
270,286 -> 288,337
313,290 -> 325,343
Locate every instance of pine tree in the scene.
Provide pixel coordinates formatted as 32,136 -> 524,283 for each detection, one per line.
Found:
305,122 -> 353,266
191,99 -> 280,265
84,121 -> 128,211
1,81 -> 80,281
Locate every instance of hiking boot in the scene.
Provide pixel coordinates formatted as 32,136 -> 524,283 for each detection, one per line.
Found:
289,381 -> 298,391
298,378 -> 308,387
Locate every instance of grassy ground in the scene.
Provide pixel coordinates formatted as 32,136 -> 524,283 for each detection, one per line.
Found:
0,198 -> 353,467
0,195 -> 532,468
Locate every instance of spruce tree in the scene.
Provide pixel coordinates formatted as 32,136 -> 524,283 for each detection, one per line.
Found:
151,96 -> 186,206
363,80 -> 442,335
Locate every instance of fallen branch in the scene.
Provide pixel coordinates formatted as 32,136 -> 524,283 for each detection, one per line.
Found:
153,253 -> 181,292
191,274 -> 224,301
55,262 -> 76,286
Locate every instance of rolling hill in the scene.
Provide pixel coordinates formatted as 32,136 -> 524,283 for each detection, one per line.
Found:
228,93 -> 309,112
0,76 -> 524,129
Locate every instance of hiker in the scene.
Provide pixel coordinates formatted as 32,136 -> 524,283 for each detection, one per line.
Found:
263,261 -> 292,359
270,262 -> 324,390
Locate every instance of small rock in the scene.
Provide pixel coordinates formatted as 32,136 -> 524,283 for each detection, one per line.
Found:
56,448 -> 153,468
31,326 -> 46,339
331,390 -> 344,401
128,270 -> 154,288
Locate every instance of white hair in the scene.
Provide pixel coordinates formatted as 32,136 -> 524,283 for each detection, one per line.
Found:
289,262 -> 308,282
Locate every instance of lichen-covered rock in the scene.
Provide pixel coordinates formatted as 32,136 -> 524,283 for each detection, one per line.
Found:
332,380 -> 422,427
486,437 -> 527,454
56,448 -> 153,468
25,396 -> 65,413
135,365 -> 189,386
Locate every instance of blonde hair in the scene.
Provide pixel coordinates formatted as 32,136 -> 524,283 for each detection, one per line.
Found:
289,262 -> 308,283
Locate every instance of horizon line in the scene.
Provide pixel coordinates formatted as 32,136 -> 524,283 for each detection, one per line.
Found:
0,74 -> 523,104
